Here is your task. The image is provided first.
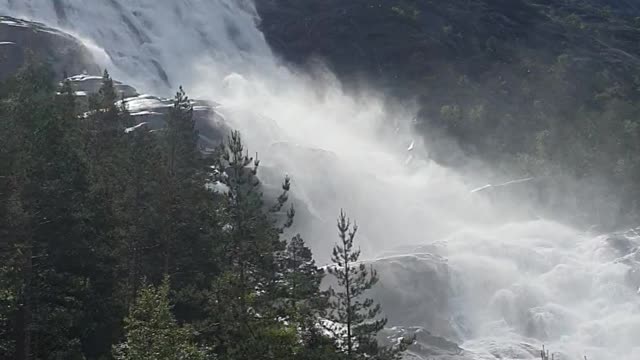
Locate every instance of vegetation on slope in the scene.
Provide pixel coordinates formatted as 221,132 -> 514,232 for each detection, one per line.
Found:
0,62 -> 410,360
256,0 -> 640,228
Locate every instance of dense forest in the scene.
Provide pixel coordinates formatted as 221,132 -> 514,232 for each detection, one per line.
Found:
0,62 -> 412,360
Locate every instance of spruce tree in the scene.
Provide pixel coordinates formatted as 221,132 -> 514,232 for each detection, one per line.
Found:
280,234 -> 338,359
326,211 -> 410,360
0,60 -> 100,360
159,86 -> 202,276
165,86 -> 198,182
118,115 -> 164,309
206,130 -> 297,360
282,234 -> 324,309
113,277 -> 205,360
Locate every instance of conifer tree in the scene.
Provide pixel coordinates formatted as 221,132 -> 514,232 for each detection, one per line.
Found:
118,116 -> 164,309
158,86 -> 203,276
205,131 -> 296,359
113,277 -> 205,360
281,235 -> 325,330
88,69 -> 122,145
283,234 -> 324,310
165,86 -> 198,182
0,60 -> 99,360
0,60 -> 59,360
326,211 -> 410,360
280,234 -> 337,359
80,69 -> 132,355
0,62 -> 356,360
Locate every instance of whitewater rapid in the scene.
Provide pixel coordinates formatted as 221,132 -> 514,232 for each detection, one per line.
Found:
2,1 -> 638,359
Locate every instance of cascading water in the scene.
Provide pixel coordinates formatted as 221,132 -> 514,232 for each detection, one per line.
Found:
2,1 -> 638,359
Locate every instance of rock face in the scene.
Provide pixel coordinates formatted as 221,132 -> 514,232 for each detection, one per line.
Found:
255,0 -> 640,97
320,249 -> 462,359
379,326 -> 468,360
66,74 -> 230,149
370,252 -> 454,339
122,94 -> 229,149
67,74 -> 138,98
254,0 -> 640,230
0,16 -> 100,80
0,14 -> 229,148
0,0 -> 274,92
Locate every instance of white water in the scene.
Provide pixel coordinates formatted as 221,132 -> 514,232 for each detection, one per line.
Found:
2,1 -> 638,359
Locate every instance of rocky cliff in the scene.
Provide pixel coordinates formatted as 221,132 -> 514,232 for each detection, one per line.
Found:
255,0 -> 640,229
0,16 -> 99,80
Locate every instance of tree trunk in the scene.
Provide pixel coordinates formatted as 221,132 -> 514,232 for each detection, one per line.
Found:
344,239 -> 352,358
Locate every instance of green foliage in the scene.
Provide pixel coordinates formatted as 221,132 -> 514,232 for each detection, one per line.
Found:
0,63 -> 401,360
0,59 -> 91,360
203,131 -> 303,360
113,277 -> 205,360
326,211 -> 410,360
165,86 -> 199,182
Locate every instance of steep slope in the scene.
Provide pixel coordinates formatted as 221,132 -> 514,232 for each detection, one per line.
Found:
0,0 -> 272,93
256,0 -> 640,125
256,0 -> 640,227
1,2 -> 639,359
0,16 -> 99,79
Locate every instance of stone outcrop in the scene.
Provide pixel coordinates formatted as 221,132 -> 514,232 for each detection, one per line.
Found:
0,16 -> 100,80
65,74 -> 230,149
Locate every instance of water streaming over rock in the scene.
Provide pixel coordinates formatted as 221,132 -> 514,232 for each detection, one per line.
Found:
2,1 -> 638,359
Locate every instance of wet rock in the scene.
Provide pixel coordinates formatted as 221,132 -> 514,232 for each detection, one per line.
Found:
65,74 -> 230,149
371,252 -> 455,340
0,16 -> 99,80
67,74 -> 139,98
380,326 -> 469,360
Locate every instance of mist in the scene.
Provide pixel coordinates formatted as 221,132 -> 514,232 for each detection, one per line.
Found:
2,0 -> 639,359
145,16 -> 640,360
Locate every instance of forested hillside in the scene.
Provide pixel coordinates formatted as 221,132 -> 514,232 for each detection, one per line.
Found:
256,0 -> 640,228
0,63 -> 410,360
1,1 -> 639,359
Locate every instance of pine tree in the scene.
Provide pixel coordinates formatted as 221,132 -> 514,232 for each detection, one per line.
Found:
280,234 -> 338,359
0,59 -> 60,360
0,59 -> 98,360
0,62 -> 357,360
213,131 -> 289,311
113,277 -> 205,360
283,234 -> 324,310
165,86 -> 198,182
118,114 -> 164,310
98,69 -> 118,111
80,69 -> 132,357
158,86 -> 202,276
205,130 -> 297,360
326,210 -> 410,360
281,235 -> 325,330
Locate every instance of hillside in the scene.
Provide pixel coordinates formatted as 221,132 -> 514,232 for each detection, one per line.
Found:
0,15 -> 99,80
1,2 -> 640,359
256,0 -> 640,227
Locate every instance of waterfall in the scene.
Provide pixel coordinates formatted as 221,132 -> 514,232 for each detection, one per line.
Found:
2,1 -> 638,359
